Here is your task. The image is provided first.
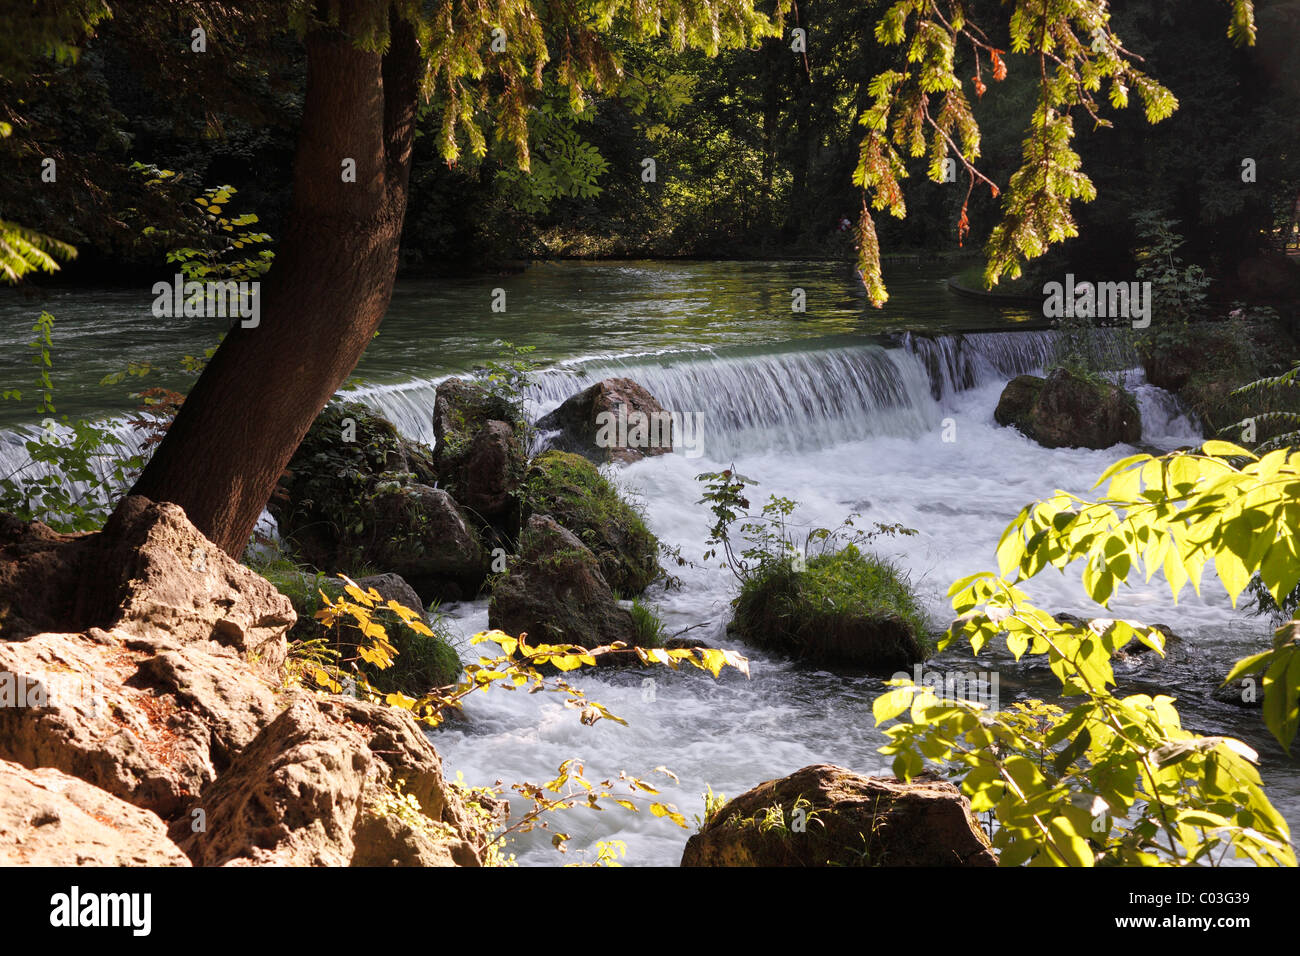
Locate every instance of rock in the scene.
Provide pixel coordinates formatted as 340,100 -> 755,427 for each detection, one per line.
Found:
432,380 -> 526,520
522,450 -> 660,595
360,484 -> 487,601
537,377 -> 674,464
0,759 -> 190,866
0,496 -> 295,663
729,546 -> 925,674
271,401 -> 440,570
176,695 -> 484,867
354,573 -> 430,628
0,626 -> 282,817
0,498 -> 296,817
488,514 -> 639,648
995,367 -> 1141,449
0,498 -> 487,867
432,378 -> 520,469
681,764 -> 996,867
448,419 -> 526,521
993,375 -> 1044,428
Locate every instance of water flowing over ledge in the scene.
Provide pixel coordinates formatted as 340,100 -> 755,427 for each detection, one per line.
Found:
0,327 -> 1194,497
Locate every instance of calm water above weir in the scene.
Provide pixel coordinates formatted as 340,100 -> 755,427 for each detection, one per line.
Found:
1,260 -> 1293,866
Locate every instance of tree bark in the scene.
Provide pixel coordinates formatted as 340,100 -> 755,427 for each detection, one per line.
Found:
129,9 -> 421,557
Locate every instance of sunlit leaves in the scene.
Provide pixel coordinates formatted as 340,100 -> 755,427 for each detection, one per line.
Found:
874,446 -> 1300,866
855,0 -> 1249,301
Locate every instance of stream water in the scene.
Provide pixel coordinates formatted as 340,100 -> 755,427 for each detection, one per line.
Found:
1,260 -> 1294,866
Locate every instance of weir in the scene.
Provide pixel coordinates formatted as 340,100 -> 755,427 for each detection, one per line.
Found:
0,326 -> 1188,502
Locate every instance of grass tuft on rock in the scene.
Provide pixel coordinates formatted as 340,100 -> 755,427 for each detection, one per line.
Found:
731,545 -> 929,672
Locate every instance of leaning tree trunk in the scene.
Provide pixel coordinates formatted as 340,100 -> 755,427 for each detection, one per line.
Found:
129,13 -> 421,556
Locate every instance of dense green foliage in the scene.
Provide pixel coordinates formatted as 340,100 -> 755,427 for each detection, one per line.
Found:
876,441 -> 1300,865
734,543 -> 929,658
3,1 -> 1293,285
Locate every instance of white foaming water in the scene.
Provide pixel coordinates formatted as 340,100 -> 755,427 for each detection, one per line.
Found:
422,334 -> 1289,867
2,328 -> 1288,864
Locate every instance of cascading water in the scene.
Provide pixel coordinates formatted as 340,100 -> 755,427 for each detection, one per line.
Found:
2,305 -> 1293,865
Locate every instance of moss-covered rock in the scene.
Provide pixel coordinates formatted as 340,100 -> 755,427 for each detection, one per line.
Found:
272,401 -> 439,567
488,514 -> 639,649
995,367 -> 1141,449
432,379 -> 527,521
359,484 -> 488,600
729,545 -> 927,673
251,561 -> 461,694
522,450 -> 660,595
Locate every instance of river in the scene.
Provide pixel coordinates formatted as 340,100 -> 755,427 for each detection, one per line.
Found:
1,260 -> 1294,866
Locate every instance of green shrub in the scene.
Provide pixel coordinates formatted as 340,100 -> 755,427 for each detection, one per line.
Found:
249,552 -> 462,693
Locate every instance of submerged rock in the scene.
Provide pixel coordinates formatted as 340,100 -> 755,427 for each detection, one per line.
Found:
488,514 -> 639,649
682,764 -> 996,866
522,450 -> 660,595
537,377 -> 674,465
995,367 -> 1141,449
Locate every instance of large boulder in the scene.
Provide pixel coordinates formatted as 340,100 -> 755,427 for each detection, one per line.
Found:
0,759 -> 190,866
358,484 -> 488,601
729,545 -> 926,674
432,379 -> 526,520
682,764 -> 996,867
0,496 -> 294,661
175,695 -> 485,867
995,367 -> 1141,449
537,377 -> 674,465
0,498 -> 489,867
522,451 -> 660,595
488,514 -> 639,648
272,401 -> 440,568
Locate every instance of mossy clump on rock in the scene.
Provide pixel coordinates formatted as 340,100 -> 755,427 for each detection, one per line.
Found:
730,545 -> 927,673
522,450 -> 660,595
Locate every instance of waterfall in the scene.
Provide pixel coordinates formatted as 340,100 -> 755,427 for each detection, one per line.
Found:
0,328 -> 1198,510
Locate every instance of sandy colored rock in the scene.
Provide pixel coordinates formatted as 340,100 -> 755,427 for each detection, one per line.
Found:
682,763 -> 996,867
178,695 -> 484,867
0,758 -> 189,866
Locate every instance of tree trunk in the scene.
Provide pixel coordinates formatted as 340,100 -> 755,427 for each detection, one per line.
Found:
129,11 -> 421,557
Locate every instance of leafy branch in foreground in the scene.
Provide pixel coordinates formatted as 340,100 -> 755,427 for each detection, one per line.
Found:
874,441 -> 1298,866
854,0 -> 1255,305
289,576 -> 751,862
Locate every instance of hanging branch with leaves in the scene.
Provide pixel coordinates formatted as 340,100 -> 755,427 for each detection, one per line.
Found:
854,0 -> 1256,306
